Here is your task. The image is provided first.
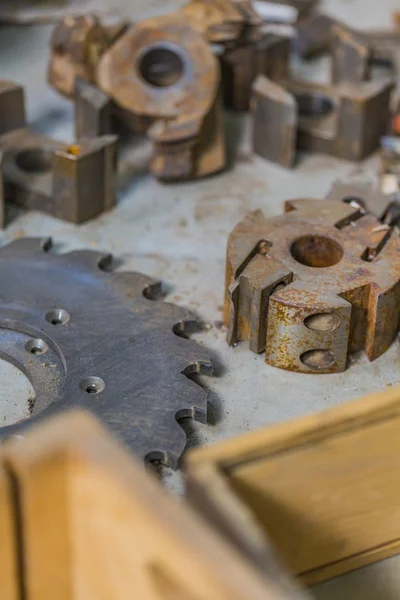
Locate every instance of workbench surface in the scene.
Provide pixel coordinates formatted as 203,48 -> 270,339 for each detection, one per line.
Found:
0,1 -> 399,597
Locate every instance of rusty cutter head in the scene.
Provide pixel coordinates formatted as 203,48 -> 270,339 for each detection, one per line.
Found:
225,196 -> 400,373
48,15 -> 111,98
96,12 -> 225,180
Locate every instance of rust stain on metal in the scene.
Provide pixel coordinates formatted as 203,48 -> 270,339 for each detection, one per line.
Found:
48,5 -> 229,181
224,191 -> 400,374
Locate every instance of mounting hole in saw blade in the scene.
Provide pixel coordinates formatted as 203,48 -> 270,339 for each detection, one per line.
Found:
290,235 -> 343,268
25,338 -> 49,355
45,308 -> 70,326
80,376 -> 105,395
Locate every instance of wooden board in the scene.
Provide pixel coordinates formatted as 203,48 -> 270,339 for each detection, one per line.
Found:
186,385 -> 400,585
2,409 -> 304,600
0,464 -> 19,600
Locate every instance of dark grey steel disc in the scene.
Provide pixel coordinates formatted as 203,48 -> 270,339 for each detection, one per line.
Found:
0,237 -> 212,467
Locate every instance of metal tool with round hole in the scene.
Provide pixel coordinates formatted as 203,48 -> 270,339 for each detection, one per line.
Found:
0,237 -> 212,466
0,80 -> 117,225
48,11 -> 226,181
251,74 -> 395,167
224,195 -> 400,373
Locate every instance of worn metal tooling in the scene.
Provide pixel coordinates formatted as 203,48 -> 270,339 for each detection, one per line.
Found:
331,25 -> 400,83
49,11 -> 225,181
327,179 -> 400,225
0,80 -> 117,225
293,13 -> 339,58
295,14 -> 400,77
224,191 -> 400,374
221,29 -> 290,112
213,0 -> 291,111
0,0 -> 112,24
0,237 -> 212,466
252,74 -> 394,166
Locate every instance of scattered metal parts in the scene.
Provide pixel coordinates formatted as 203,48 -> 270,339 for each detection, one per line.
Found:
50,10 -> 225,181
294,13 -> 400,77
326,180 -> 396,223
224,195 -> 400,373
97,12 -> 225,180
252,76 -> 296,167
181,0 -> 315,45
0,80 -> 117,224
0,237 -> 212,467
252,74 -> 394,165
293,13 -> 339,58
331,26 -> 372,84
74,77 -> 114,139
182,0 -> 247,44
361,28 -> 400,76
294,12 -> 400,80
221,34 -> 290,111
212,0 -> 293,111
332,26 -> 400,82
48,15 -> 121,99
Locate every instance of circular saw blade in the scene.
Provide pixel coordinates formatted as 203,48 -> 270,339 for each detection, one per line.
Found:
0,237 -> 212,467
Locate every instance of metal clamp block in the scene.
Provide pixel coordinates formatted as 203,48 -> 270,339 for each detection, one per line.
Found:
0,80 -> 117,224
252,75 -> 395,166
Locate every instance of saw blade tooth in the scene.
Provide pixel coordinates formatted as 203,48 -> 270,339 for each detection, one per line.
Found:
146,422 -> 188,469
0,237 -> 52,257
175,377 -> 208,424
112,271 -> 162,299
167,335 -> 213,376
161,301 -> 198,334
58,249 -> 113,270
181,359 -> 213,376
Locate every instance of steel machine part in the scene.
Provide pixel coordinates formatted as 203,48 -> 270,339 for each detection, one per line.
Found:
49,15 -> 128,99
326,179 -> 400,225
48,0 -> 299,175
359,28 -> 400,77
251,74 -> 394,166
0,237 -> 212,466
74,77 -> 114,139
214,0 -> 292,112
182,0 -> 247,44
295,13 -> 400,72
224,193 -> 400,374
252,76 -> 297,167
294,13 -> 339,58
295,14 -> 400,80
331,25 -> 400,83
0,81 -> 117,224
331,26 -> 372,84
97,12 -> 225,181
49,11 -> 225,181
221,34 -> 290,111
